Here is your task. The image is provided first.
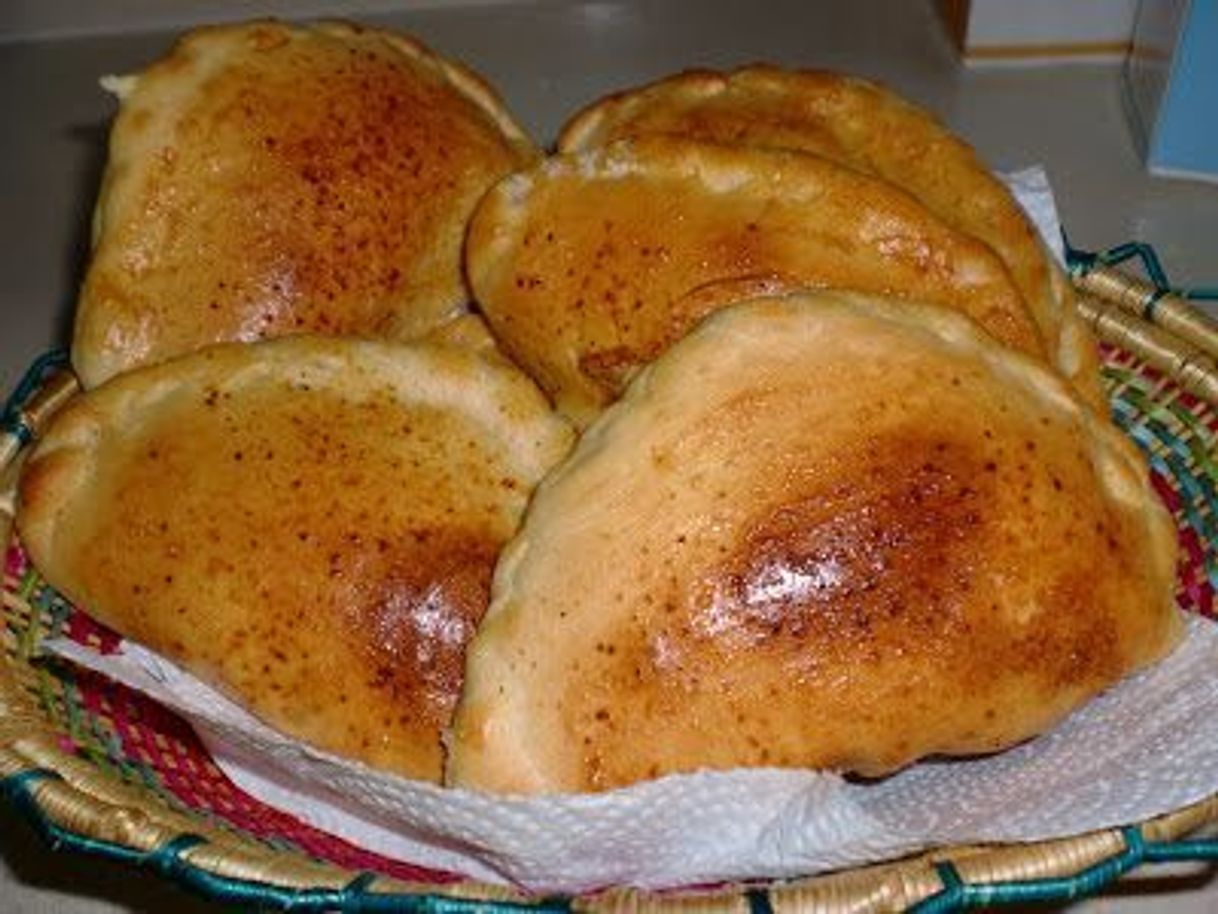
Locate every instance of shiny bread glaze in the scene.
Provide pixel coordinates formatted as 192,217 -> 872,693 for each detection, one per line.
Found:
74,20 -> 537,387
448,292 -> 1180,794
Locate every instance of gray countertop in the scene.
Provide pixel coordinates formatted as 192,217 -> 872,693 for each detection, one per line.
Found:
2,1 -> 1216,911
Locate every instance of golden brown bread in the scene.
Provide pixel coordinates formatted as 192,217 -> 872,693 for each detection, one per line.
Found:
420,312 -> 504,357
17,336 -> 573,780
466,136 -> 1045,426
73,19 -> 538,388
447,291 -> 1182,795
556,65 -> 1104,407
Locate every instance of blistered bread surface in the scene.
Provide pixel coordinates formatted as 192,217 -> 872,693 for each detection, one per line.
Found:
557,66 -> 1104,406
73,20 -> 537,388
467,136 -> 1044,426
448,291 -> 1180,794
18,335 -> 573,780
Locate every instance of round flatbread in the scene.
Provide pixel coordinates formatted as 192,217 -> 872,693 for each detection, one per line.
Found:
467,136 -> 1044,426
74,19 -> 538,388
448,291 -> 1181,794
18,336 -> 573,781
557,66 -> 1103,406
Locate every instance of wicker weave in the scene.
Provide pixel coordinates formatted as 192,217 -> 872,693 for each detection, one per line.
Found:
2,261 -> 1217,913
1075,284 -> 1218,403
1072,261 -> 1218,359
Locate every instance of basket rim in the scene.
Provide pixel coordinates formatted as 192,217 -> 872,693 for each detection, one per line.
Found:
3,744 -> 1216,914
4,621 -> 1217,912
2,265 -> 1217,913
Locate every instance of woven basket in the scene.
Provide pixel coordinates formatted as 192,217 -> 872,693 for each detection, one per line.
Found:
2,257 -> 1217,913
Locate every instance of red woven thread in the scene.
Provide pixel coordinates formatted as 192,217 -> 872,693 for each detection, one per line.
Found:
4,544 -> 461,885
4,541 -> 26,579
68,620 -> 463,884
1151,473 -> 1214,618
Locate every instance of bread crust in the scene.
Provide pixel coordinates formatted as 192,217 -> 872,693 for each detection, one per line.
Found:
74,20 -> 538,388
18,335 -> 573,781
448,291 -> 1180,794
468,136 -> 1044,426
557,66 -> 1104,407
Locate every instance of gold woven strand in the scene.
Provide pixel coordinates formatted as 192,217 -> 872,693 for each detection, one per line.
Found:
15,369 -> 80,437
1076,265 -> 1218,359
1142,794 -> 1218,843
0,436 -> 28,545
581,887 -> 754,914
1076,293 -> 1218,404
764,857 -> 945,913
1,367 -> 78,542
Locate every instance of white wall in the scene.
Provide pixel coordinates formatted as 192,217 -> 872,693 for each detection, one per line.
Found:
964,0 -> 1140,58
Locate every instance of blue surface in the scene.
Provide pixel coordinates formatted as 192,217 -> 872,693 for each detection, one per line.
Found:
1150,0 -> 1218,178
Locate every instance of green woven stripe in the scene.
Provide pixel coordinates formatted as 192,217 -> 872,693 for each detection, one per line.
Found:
1122,412 -> 1217,519
1104,359 -> 1218,600
910,827 -> 1218,912
1130,440 -> 1218,593
1111,373 -> 1218,479
14,572 -> 360,866
0,768 -> 570,913
19,578 -> 154,786
10,569 -> 268,841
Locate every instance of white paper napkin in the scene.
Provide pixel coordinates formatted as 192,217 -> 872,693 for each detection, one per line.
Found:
45,616 -> 1218,892
1002,166 -> 1067,266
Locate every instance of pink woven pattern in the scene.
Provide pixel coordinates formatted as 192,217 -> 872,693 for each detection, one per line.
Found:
4,539 -> 27,578
1100,345 -> 1216,619
3,543 -> 461,885
1153,473 -> 1215,618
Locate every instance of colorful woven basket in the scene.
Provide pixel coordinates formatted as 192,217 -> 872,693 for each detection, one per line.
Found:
2,249 -> 1217,912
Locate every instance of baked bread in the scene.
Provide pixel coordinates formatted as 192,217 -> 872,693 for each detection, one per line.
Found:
556,66 -> 1103,407
448,290 -> 1181,794
466,136 -> 1044,426
73,19 -> 537,388
421,312 -> 503,356
17,336 -> 573,781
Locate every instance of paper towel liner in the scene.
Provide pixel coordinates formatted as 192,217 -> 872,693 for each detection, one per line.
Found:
1003,166 -> 1067,267
39,168 -> 1218,894
45,616 -> 1218,893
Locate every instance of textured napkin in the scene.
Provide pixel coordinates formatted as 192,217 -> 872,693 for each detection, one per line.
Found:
1002,165 -> 1067,264
38,167 -> 1218,893
45,618 -> 1218,892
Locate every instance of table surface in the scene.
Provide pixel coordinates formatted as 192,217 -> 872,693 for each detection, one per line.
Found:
2,1 -> 1217,911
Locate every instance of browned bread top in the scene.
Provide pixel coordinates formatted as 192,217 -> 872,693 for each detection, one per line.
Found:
74,20 -> 537,388
19,335 -> 573,780
449,292 -> 1180,794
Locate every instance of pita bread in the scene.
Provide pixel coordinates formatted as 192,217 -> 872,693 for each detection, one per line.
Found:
448,291 -> 1181,794
73,20 -> 538,388
557,66 -> 1103,406
17,336 -> 573,781
467,136 -> 1044,426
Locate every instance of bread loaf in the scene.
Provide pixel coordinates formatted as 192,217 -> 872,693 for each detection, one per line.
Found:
467,136 -> 1043,426
449,291 -> 1181,794
18,335 -> 573,780
73,20 -> 537,388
